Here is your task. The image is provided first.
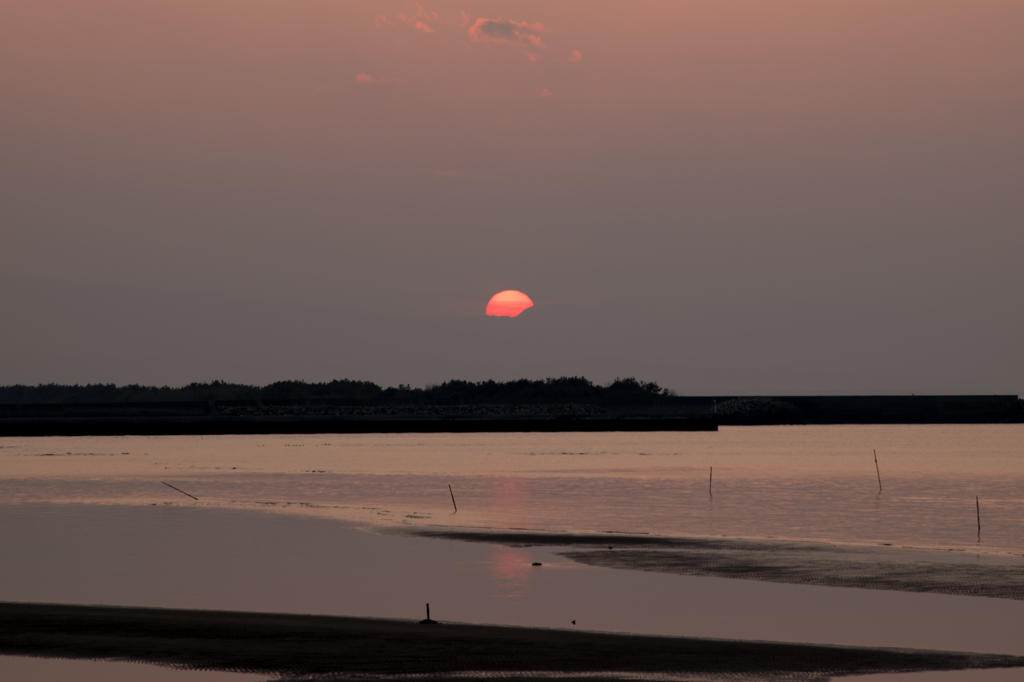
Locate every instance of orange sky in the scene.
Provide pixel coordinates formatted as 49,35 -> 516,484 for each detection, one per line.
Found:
1,1 -> 1022,391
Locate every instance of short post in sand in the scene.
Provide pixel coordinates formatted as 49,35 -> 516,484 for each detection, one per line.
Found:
977,496 -> 981,540
420,603 -> 437,624
449,484 -> 458,513
709,466 -> 713,497
873,450 -> 882,494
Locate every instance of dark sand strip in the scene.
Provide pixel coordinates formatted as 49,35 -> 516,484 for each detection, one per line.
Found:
562,548 -> 1024,601
396,528 -> 1024,601
1,602 -> 1023,681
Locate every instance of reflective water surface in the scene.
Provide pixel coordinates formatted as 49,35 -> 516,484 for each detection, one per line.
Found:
2,425 -> 1023,681
0,656 -> 262,682
3,425 -> 1023,552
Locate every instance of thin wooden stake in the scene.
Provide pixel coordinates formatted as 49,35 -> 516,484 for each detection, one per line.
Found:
709,466 -> 713,497
873,449 -> 882,494
977,496 -> 981,539
161,481 -> 198,500
449,484 -> 458,513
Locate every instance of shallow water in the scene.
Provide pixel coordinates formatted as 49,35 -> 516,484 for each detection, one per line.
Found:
3,505 -> 1024,654
0,656 -> 261,682
2,426 -> 1024,681
2,425 -> 1023,553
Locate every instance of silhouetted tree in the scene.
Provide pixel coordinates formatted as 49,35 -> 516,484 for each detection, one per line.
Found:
0,376 -> 676,406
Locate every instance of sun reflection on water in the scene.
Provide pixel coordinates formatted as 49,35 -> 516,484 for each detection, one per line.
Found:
488,546 -> 532,598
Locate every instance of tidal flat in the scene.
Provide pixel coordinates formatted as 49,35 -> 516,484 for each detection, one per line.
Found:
2,426 -> 1024,680
4,601 -> 1024,681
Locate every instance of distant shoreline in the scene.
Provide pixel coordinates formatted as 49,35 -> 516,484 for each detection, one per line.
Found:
2,602 -> 1022,679
0,416 -> 717,438
1,392 -> 1020,435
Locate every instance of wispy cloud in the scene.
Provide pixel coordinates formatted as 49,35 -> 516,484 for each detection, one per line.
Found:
397,3 -> 438,34
356,73 -> 375,85
429,169 -> 464,177
376,4 -> 439,33
536,88 -> 552,98
467,18 -> 546,49
568,49 -> 582,62
399,15 -> 433,33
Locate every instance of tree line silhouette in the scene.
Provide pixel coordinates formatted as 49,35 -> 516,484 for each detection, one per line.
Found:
0,377 -> 675,406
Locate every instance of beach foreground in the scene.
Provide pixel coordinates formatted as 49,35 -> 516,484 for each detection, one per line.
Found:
2,602 -> 1023,681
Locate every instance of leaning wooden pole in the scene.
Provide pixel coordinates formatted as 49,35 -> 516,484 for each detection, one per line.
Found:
449,484 -> 458,513
977,496 -> 981,539
162,482 -> 198,501
873,450 -> 882,494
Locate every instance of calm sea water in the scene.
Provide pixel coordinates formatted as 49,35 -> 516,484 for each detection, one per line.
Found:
3,425 -> 1023,553
2,425 -> 1024,681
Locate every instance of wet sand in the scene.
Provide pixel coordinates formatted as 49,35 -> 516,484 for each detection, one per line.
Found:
2,602 -> 1023,681
395,528 -> 1024,601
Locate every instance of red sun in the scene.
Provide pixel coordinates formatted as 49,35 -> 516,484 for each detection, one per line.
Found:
486,290 -> 534,317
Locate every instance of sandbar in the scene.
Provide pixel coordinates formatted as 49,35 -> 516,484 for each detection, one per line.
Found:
2,602 -> 1023,680
394,527 -> 1024,601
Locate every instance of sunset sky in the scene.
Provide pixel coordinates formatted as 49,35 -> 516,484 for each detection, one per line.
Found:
2,1 -> 1022,393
